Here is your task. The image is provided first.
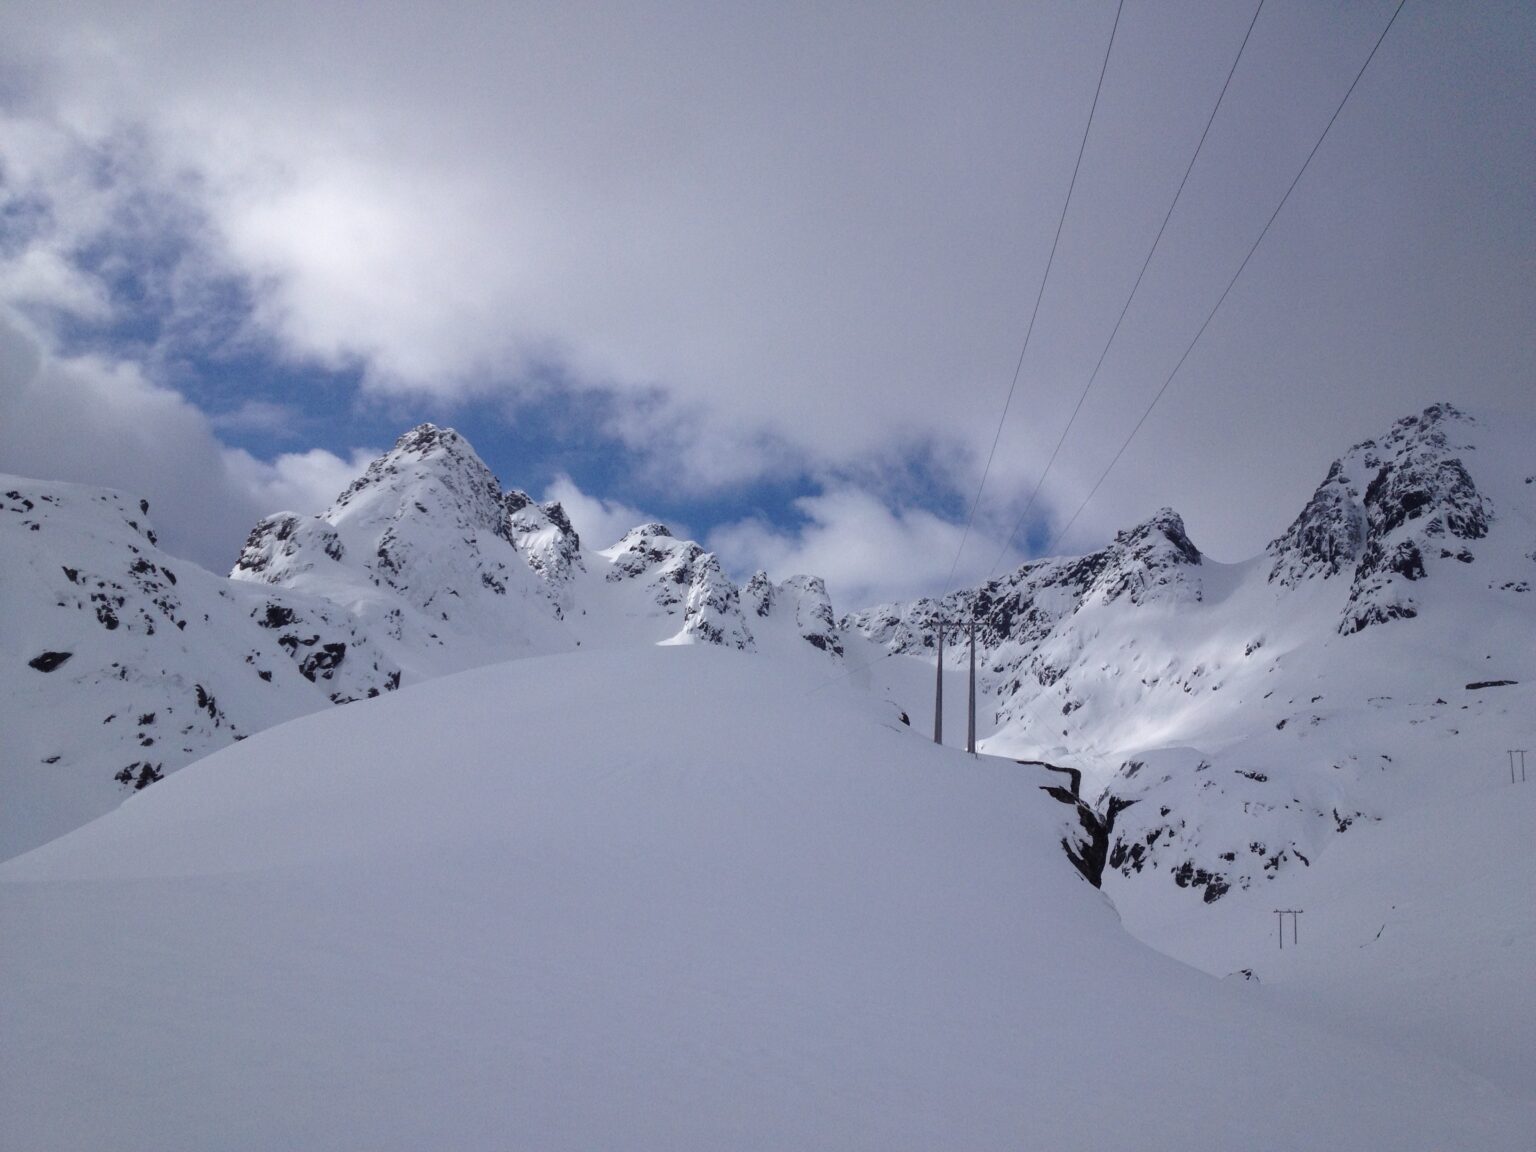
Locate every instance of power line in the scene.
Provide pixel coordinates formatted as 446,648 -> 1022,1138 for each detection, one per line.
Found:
813,0 -> 1406,701
938,0 -> 1125,600
799,644 -> 902,698
986,0 -> 1267,578
1036,0 -> 1408,562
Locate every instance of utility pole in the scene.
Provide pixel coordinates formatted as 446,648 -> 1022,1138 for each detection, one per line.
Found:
1509,750 -> 1528,784
933,622 -> 945,745
1274,909 -> 1302,950
932,613 -> 979,754
967,616 -> 977,755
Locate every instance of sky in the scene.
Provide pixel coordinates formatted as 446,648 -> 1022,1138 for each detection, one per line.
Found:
1,1 -> 1531,609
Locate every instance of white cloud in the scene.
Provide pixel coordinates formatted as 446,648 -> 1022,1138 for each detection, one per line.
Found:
223,446 -> 380,523
709,487 -> 1025,612
0,246 -> 112,319
0,308 -> 372,571
209,400 -> 308,437
2,3 -> 1532,563
541,474 -> 656,552
0,309 -> 247,567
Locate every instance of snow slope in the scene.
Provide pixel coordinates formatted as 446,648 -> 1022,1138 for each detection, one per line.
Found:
1116,748 -> 1536,1097
3,645 -> 1529,1150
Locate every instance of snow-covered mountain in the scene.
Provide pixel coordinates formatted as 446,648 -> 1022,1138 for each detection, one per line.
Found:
232,424 -> 580,676
10,404 -> 1532,891
1,479 -> 401,859
231,423 -> 850,674
3,425 -> 862,860
847,403 -> 1536,903
4,405 -> 1533,1139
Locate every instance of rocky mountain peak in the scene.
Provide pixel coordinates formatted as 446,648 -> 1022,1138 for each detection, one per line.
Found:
232,425 -> 554,648
1266,403 -> 1491,633
332,422 -> 507,537
778,575 -> 844,656
744,571 -> 776,617
1093,507 -> 1203,606
392,422 -> 465,455
618,522 -> 674,544
1110,507 -> 1200,560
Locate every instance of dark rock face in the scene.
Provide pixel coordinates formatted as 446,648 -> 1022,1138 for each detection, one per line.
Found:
298,642 -> 348,682
113,762 -> 163,790
1171,860 -> 1231,903
235,513 -> 301,576
1038,768 -> 1136,889
1268,459 -> 1368,586
28,651 -> 74,673
745,572 -> 775,617
260,603 -> 296,629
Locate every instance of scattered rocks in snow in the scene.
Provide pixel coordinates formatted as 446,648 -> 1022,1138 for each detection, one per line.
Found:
113,761 -> 163,790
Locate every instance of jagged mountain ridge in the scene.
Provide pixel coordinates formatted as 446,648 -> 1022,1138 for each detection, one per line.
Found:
1267,402 -> 1494,632
9,404 -> 1532,888
232,424 -> 850,672
846,403 -> 1536,902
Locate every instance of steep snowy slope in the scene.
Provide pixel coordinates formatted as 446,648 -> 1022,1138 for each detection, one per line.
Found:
3,646 -> 1529,1151
848,404 -> 1536,901
1,478 -> 399,859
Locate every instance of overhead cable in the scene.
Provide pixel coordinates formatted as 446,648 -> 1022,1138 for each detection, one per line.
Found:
985,0 -> 1268,578
1036,0 -> 1408,562
937,0 -> 1126,601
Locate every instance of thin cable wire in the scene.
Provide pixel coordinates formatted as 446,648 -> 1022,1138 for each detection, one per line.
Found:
818,0 -> 1128,701
937,0 -> 1125,600
799,644 -> 902,697
1036,0 -> 1407,563
814,0 -> 1403,702
985,0 -> 1267,578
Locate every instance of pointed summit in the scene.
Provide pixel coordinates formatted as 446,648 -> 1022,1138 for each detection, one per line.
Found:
1267,402 -> 1490,632
232,424 -> 563,670
331,423 -> 507,536
1091,507 -> 1203,606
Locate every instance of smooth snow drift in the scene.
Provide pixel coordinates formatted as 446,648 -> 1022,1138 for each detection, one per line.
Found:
3,646 -> 1529,1150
